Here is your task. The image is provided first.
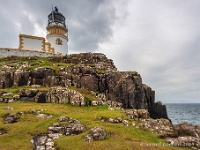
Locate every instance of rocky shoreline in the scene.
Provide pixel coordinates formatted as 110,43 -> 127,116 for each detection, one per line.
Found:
124,109 -> 200,149
2,104 -> 199,150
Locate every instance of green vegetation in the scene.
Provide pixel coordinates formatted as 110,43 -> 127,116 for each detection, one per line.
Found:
0,56 -> 68,74
0,102 -> 191,150
0,86 -> 51,99
89,64 -> 95,67
69,86 -> 99,101
96,69 -> 105,74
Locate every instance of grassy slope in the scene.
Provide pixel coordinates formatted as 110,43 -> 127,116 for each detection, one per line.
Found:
0,57 -> 191,149
0,102 -> 191,150
0,56 -> 68,74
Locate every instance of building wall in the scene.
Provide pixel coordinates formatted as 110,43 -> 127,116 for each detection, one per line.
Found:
23,38 -> 43,51
19,34 -> 45,51
0,48 -> 54,58
46,34 -> 68,55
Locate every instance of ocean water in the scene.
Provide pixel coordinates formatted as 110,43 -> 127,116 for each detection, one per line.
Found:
165,103 -> 200,125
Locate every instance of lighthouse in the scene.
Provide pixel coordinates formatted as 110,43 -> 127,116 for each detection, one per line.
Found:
46,7 -> 68,55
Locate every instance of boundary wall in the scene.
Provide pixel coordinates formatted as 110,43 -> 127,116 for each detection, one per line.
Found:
0,48 -> 55,58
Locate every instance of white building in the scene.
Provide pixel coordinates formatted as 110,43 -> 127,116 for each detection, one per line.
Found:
18,7 -> 68,55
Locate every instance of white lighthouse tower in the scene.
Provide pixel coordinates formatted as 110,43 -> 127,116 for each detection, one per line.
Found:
46,7 -> 68,55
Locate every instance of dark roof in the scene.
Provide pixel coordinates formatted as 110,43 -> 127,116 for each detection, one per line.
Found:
47,7 -> 66,27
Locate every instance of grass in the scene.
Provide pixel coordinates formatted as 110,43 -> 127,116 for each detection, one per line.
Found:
0,102 -> 192,150
96,69 -> 105,74
0,56 -> 68,74
69,86 -> 99,101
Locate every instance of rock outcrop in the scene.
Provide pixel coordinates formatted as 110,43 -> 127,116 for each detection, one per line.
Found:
98,116 -> 130,126
31,116 -> 86,150
31,134 -> 55,150
46,87 -> 85,106
125,109 -> 150,119
84,127 -> 106,142
4,113 -> 20,124
64,122 -> 85,136
124,109 -> 200,149
0,53 -> 168,119
166,122 -> 200,149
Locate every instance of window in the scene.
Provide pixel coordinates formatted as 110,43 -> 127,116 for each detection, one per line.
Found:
56,38 -> 63,45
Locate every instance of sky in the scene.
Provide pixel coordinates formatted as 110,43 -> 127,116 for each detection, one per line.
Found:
0,0 -> 200,103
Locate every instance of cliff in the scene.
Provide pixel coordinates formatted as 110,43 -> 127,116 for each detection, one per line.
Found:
0,53 -> 168,119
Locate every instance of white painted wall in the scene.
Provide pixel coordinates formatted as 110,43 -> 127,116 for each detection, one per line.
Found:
46,35 -> 68,55
22,37 -> 43,51
0,49 -> 54,58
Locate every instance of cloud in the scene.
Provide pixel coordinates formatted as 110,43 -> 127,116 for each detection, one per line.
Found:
0,0 -> 121,52
101,0 -> 200,103
0,0 -> 200,103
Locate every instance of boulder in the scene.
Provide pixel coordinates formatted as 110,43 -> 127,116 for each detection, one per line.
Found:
58,116 -> 70,122
125,109 -> 150,119
46,87 -> 85,106
91,101 -> 104,106
84,134 -> 94,142
165,122 -> 200,149
89,127 -> 106,140
173,122 -> 200,137
47,123 -> 63,140
106,101 -> 123,109
47,132 -> 62,140
48,126 -> 62,134
139,118 -> 174,136
84,127 -> 106,142
4,113 -> 19,124
64,122 -> 85,136
122,120 -> 129,126
31,134 -> 54,150
108,118 -> 120,123
13,95 -> 20,100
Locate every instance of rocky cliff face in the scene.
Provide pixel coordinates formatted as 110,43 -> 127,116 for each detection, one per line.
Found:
0,53 -> 168,119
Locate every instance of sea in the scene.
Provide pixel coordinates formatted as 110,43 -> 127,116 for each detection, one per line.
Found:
165,103 -> 200,125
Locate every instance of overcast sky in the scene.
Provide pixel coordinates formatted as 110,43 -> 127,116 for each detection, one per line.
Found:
0,0 -> 200,103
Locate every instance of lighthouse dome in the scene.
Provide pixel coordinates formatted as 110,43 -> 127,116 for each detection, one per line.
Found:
48,7 -> 66,27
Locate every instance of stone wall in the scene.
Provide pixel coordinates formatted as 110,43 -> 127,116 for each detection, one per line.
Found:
0,48 -> 54,58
